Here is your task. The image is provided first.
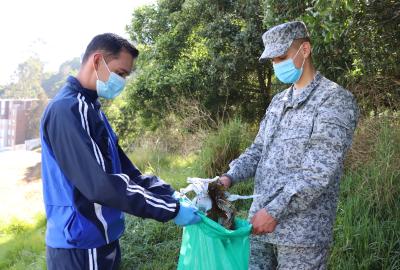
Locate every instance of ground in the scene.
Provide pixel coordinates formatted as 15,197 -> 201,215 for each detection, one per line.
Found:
0,149 -> 43,224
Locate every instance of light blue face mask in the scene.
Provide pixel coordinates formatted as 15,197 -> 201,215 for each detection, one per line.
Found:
95,57 -> 126,99
273,44 -> 305,84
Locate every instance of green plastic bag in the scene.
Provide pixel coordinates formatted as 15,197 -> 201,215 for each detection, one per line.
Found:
177,212 -> 252,270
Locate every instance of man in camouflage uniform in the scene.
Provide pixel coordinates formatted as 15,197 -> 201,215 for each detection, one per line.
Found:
219,21 -> 359,269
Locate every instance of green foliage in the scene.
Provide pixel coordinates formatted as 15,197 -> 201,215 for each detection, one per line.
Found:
264,0 -> 400,113
42,57 -> 80,98
120,217 -> 182,270
195,118 -> 254,177
1,116 -> 399,269
109,0 -> 399,140
1,57 -> 80,100
0,57 -> 80,139
129,150 -> 195,190
102,93 -> 142,149
26,91 -> 49,139
329,116 -> 400,269
0,214 -> 46,270
1,57 -> 46,99
123,115 -> 400,269
124,0 -> 271,129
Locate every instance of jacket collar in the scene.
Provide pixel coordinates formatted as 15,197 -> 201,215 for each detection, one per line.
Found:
282,72 -> 322,108
66,76 -> 101,109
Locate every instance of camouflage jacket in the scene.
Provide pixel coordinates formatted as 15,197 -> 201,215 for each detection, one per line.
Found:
226,72 -> 359,247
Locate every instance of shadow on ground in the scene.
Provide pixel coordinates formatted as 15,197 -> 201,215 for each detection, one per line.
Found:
22,162 -> 42,183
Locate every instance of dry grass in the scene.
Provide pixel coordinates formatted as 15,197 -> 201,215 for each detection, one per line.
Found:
344,113 -> 400,171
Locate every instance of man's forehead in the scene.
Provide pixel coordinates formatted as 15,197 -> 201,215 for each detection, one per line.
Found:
105,51 -> 134,75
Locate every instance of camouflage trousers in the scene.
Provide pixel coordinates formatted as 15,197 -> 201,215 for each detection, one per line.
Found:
249,236 -> 329,270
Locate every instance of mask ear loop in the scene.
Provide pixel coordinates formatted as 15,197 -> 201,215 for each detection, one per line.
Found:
93,56 -> 100,80
300,53 -> 306,69
94,56 -> 111,82
293,43 -> 306,69
102,57 -> 111,73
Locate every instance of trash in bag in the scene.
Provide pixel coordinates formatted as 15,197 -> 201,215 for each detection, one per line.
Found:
179,176 -> 260,229
207,179 -> 236,230
177,212 -> 252,270
176,177 -> 261,269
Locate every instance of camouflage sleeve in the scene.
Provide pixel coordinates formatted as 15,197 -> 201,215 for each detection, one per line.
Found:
265,91 -> 359,221
225,113 -> 267,184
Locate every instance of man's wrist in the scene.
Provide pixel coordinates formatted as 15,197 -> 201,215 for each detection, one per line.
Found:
221,173 -> 233,182
221,173 -> 234,187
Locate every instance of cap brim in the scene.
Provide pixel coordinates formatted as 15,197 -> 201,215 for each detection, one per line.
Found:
258,43 -> 290,63
259,48 -> 271,63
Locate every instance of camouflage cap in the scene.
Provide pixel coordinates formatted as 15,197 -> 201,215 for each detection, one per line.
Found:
259,21 -> 309,63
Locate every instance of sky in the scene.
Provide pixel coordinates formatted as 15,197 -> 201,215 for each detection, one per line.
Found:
0,0 -> 156,85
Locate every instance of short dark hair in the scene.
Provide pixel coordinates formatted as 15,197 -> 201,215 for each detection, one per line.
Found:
82,33 -> 139,63
292,37 -> 311,48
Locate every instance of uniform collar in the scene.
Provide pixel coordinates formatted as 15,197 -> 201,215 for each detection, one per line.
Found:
282,72 -> 322,108
66,76 -> 101,109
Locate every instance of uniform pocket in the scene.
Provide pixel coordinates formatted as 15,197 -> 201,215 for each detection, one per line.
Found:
278,125 -> 312,170
63,211 -> 83,244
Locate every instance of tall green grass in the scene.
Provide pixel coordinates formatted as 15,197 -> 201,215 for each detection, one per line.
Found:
329,118 -> 400,269
123,116 -> 400,269
195,118 -> 254,177
129,149 -> 197,190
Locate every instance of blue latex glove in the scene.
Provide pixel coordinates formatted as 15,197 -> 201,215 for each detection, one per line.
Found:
174,200 -> 201,226
172,191 -> 181,200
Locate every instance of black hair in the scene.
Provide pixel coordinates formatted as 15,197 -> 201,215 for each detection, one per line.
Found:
81,33 -> 139,63
292,37 -> 312,58
293,37 -> 311,47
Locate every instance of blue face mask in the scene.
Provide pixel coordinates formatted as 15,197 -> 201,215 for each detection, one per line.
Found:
95,57 -> 126,99
273,44 -> 305,84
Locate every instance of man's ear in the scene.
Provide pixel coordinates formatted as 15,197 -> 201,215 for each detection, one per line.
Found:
92,53 -> 103,70
303,42 -> 312,58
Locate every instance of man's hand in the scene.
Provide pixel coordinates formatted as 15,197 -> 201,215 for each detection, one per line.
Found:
219,175 -> 232,189
173,200 -> 201,226
250,208 -> 278,235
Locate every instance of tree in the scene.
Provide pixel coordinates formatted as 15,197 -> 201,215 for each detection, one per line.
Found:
42,57 -> 80,98
107,0 -> 399,145
124,0 -> 271,130
1,57 -> 46,99
26,90 -> 48,139
264,0 -> 400,112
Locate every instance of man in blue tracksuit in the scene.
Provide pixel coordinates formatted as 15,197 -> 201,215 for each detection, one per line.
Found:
41,33 -> 200,270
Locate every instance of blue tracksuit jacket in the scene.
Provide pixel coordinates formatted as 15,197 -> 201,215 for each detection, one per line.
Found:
40,76 -> 179,249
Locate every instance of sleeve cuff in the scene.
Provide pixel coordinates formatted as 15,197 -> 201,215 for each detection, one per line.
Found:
221,172 -> 233,181
264,190 -> 294,221
224,169 -> 240,185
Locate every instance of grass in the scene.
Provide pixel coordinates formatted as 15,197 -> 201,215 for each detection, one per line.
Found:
0,214 -> 46,270
194,118 -> 254,177
328,118 -> 400,269
1,116 -> 398,269
122,116 -> 400,269
120,134 -> 255,269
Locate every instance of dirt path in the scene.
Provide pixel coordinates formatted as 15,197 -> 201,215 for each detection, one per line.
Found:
0,150 -> 43,224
